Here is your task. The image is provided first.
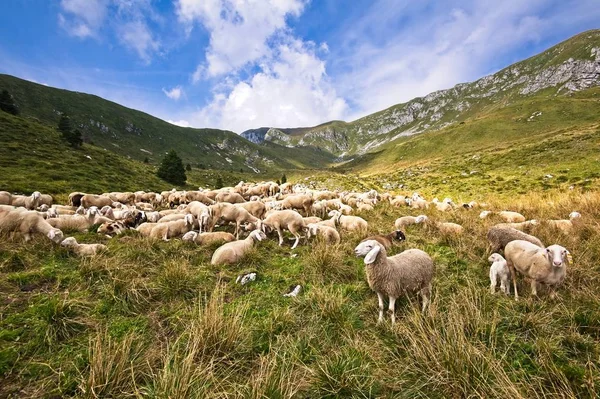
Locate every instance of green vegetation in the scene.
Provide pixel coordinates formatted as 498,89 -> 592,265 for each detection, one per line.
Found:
57,114 -> 83,148
157,149 -> 187,186
1,191 -> 599,397
0,89 -> 19,115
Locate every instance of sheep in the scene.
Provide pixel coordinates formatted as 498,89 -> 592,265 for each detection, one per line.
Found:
394,215 -> 427,230
486,226 -> 544,253
107,192 -> 135,205
210,230 -> 267,265
60,237 -> 107,256
136,202 -> 155,212
480,210 -> 526,223
185,191 -> 215,205
80,194 -> 113,209
209,203 -> 262,238
11,191 -> 42,210
354,240 -> 434,324
361,230 -> 406,250
357,203 -> 373,212
135,222 -> 158,237
145,211 -> 162,223
98,221 -> 129,236
435,222 -> 464,235
488,253 -> 510,295
157,213 -> 187,223
184,201 -> 211,232
68,192 -> 86,207
545,211 -> 582,234
495,220 -> 539,232
281,194 -> 314,215
0,191 -> 11,205
504,240 -> 569,300
411,199 -> 429,210
262,210 -> 306,249
51,205 -> 78,215
48,214 -> 94,232
235,201 -> 267,219
182,231 -> 236,245
306,223 -> 340,244
215,191 -> 245,204
0,209 -> 64,243
328,210 -> 368,233
303,216 -> 322,225
39,194 -> 53,207
149,214 -> 195,241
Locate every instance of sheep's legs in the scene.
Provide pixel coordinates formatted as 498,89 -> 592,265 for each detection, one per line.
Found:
235,222 -> 240,239
276,227 -> 284,246
376,292 -> 385,324
388,296 -> 396,324
291,234 -> 300,249
530,280 -> 538,297
490,275 -> 497,294
508,263 -> 519,301
421,284 -> 431,312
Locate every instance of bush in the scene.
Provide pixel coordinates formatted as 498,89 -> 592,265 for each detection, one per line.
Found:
157,149 -> 186,185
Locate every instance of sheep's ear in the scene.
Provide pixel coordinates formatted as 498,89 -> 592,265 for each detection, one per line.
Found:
364,245 -> 380,264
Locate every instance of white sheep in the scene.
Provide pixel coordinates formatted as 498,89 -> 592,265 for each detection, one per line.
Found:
60,237 -> 107,256
545,211 -> 582,234
10,191 -> 41,210
306,223 -> 340,244
328,210 -> 368,233
488,253 -> 510,295
354,240 -> 435,324
149,214 -> 195,241
0,208 -> 64,243
504,240 -> 569,301
262,210 -> 306,249
182,231 -> 236,245
210,230 -> 267,265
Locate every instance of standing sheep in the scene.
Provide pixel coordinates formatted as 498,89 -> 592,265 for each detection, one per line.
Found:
487,226 -> 544,253
354,240 -> 435,324
504,240 -> 569,301
488,253 -> 510,294
262,210 -> 306,249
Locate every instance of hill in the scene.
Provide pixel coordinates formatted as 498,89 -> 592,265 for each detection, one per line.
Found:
0,75 -> 335,173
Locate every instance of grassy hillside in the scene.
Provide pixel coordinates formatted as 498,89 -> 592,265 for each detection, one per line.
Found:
0,74 -> 335,172
1,190 -> 599,397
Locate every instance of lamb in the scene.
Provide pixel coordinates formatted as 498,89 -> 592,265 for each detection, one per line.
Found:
210,230 -> 267,265
262,210 -> 306,249
0,209 -> 64,243
149,214 -> 195,241
545,211 -> 582,234
354,240 -> 434,324
0,191 -> 11,205
60,237 -> 107,256
487,226 -> 544,253
504,240 -> 569,300
182,231 -> 236,245
488,253 -> 510,295
360,230 -> 406,250
394,215 -> 427,230
11,191 -> 42,210
306,223 -> 341,244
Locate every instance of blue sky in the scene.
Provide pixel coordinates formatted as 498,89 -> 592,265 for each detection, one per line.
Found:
1,0 -> 599,133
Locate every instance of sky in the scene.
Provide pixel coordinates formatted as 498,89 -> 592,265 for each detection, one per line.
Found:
1,1 -> 599,134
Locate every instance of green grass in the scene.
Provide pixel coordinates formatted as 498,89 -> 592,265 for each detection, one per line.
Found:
1,191 -> 600,397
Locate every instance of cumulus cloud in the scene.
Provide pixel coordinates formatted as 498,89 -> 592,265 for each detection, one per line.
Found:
58,0 -> 107,38
176,0 -> 306,78
163,86 -> 184,100
191,39 -> 347,133
118,20 -> 160,64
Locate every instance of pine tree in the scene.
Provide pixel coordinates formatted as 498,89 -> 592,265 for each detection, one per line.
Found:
58,114 -> 72,134
70,128 -> 83,148
0,90 -> 19,115
57,114 -> 82,148
143,157 -> 149,164
215,176 -> 224,189
157,150 -> 187,185
186,163 -> 192,171
281,174 -> 287,184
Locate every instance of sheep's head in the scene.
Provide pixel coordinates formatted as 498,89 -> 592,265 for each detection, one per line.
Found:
479,211 -> 492,219
354,240 -> 382,265
112,202 -> 122,209
32,191 -> 41,200
488,253 -> 504,263
39,204 -> 49,212
47,228 -> 64,244
250,230 -> 267,241
87,206 -> 99,217
100,206 -> 112,216
545,245 -> 569,268
46,208 -> 59,219
182,231 -> 198,242
184,214 -> 195,227
60,237 -> 77,247
394,230 -> 406,241
569,211 -> 581,220
76,206 -> 85,215
328,210 -> 341,218
415,215 -> 428,224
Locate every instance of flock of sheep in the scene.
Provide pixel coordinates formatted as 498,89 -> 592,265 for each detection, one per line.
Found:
0,183 -> 577,323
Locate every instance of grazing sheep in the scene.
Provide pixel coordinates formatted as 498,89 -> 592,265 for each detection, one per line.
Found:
488,253 -> 510,295
361,230 -> 406,250
354,240 -> 434,324
149,214 -> 195,241
262,210 -> 306,249
235,201 -> 267,219
0,209 -> 64,243
306,223 -> 340,244
487,226 -> 544,253
210,230 -> 267,265
504,240 -> 569,300
60,237 -> 107,256
182,231 -> 236,245
0,191 -> 11,205
210,203 -> 262,238
11,191 -> 42,210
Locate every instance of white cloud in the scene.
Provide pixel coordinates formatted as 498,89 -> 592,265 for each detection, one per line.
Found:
58,0 -> 107,38
163,86 -> 184,100
167,119 -> 191,127
191,39 -> 347,133
176,0 -> 306,78
118,20 -> 160,64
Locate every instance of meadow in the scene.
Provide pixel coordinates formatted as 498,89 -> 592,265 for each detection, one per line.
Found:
1,189 -> 599,398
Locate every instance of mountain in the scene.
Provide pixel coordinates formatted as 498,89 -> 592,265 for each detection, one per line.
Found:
0,74 -> 335,173
243,30 -> 600,157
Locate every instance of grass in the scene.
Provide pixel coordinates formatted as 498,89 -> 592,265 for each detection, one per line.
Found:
2,189 -> 600,397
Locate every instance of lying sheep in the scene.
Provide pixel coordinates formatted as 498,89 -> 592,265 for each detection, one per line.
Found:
480,210 -> 526,223
487,226 -> 544,253
263,210 -> 306,249
149,214 -> 195,241
488,253 -> 510,295
394,215 -> 427,230
303,216 -> 322,225
328,210 -> 368,233
545,211 -> 582,234
80,194 -> 113,209
0,191 -> 11,205
60,237 -> 107,256
361,230 -> 406,250
135,222 -> 158,237
495,220 -> 538,232
98,221 -> 129,236
11,191 -> 41,210
306,223 -> 340,244
354,240 -> 434,324
0,208 -> 64,243
504,240 -> 569,300
210,230 -> 267,265
182,231 -> 236,245
418,216 -> 464,235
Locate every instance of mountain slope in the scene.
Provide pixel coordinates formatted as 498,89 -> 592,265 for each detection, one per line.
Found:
0,74 -> 335,172
243,29 -> 600,156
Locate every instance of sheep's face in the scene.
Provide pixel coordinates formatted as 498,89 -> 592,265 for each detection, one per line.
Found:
48,228 -> 64,244
546,245 -> 569,268
39,204 -> 49,212
394,230 -> 406,241
354,240 -> 381,264
251,230 -> 267,241
182,231 -> 197,242
569,211 -> 581,220
488,253 -> 502,263
415,215 -> 428,224
60,237 -> 77,247
32,191 -> 41,200
479,211 -> 491,219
